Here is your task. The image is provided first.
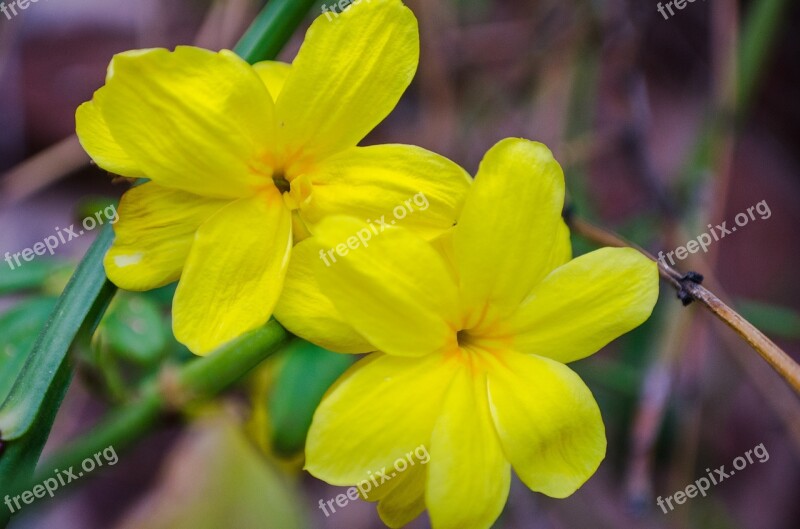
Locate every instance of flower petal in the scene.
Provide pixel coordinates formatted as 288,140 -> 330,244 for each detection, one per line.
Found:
172,190 -> 291,355
502,247 -> 659,364
313,217 -> 459,357
100,46 -> 275,199
299,145 -> 471,240
305,353 -> 451,485
76,90 -> 143,177
376,464 -> 427,529
454,138 -> 567,325
276,0 -> 419,169
486,351 -> 606,498
252,60 -> 292,100
104,183 -> 229,291
427,361 -> 510,529
273,238 -> 374,354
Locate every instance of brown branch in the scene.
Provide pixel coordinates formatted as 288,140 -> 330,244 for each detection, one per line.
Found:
567,215 -> 800,396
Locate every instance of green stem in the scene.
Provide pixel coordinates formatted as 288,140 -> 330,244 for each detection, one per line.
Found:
234,0 -> 319,61
1,322 -> 290,519
679,0 -> 789,192
737,0 -> 790,113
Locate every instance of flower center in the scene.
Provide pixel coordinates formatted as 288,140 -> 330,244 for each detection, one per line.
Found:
456,329 -> 477,349
272,172 -> 291,194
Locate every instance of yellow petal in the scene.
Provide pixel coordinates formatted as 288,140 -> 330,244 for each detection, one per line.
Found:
273,238 -> 374,354
300,145 -> 471,240
252,60 -> 292,100
305,353 -> 450,485
454,138 -> 568,326
172,190 -> 291,355
76,89 -> 143,178
276,0 -> 419,169
486,351 -> 606,498
502,247 -> 659,364
376,463 -> 427,529
104,183 -> 229,291
426,360 -> 510,529
100,46 -> 275,199
313,217 -> 459,357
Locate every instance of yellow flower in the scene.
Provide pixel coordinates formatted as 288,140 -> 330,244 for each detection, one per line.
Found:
302,139 -> 659,529
75,0 -> 470,355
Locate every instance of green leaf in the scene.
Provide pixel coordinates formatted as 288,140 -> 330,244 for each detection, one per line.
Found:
0,298 -> 58,405
0,226 -> 116,440
269,340 -> 354,455
0,259 -> 70,296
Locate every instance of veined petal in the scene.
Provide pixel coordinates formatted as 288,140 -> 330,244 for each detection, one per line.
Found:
486,351 -> 606,498
313,217 -> 459,357
305,353 -> 452,485
76,89 -> 143,178
252,60 -> 292,100
502,247 -> 659,364
427,360 -> 510,529
100,46 -> 275,199
299,145 -> 471,240
454,138 -> 568,326
104,183 -> 230,291
376,464 -> 427,529
273,238 -> 374,354
276,0 -> 419,170
173,190 -> 292,355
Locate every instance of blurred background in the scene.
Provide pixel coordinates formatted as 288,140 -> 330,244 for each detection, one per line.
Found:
1,0 -> 799,528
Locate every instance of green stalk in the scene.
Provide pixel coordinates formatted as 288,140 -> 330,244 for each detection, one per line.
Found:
679,0 -> 790,192
1,322 -> 290,523
737,0 -> 790,112
234,0 -> 319,60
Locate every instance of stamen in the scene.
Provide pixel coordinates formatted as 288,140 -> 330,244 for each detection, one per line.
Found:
273,174 -> 291,194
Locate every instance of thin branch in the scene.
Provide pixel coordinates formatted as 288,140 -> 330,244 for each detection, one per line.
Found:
567,215 -> 800,396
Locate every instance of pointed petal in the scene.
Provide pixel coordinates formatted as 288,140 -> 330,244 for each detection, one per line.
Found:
313,217 -> 459,357
252,60 -> 292,100
76,90 -> 143,177
172,190 -> 291,355
427,361 -> 511,529
502,247 -> 659,363
100,47 -> 275,199
276,0 -> 419,169
274,238 -> 374,354
487,351 -> 606,498
454,139 -> 567,325
104,183 -> 229,291
300,145 -> 471,240
377,464 -> 427,529
305,353 -> 452,485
